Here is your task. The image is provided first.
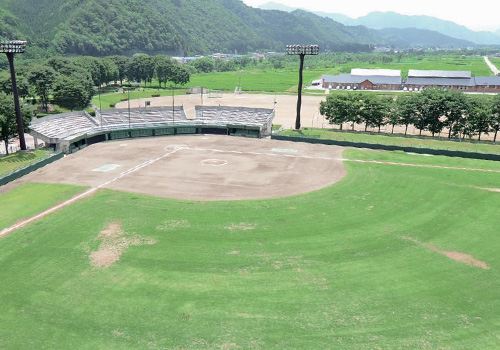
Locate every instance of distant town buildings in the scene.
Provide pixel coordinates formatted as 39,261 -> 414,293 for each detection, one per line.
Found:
322,69 -> 500,93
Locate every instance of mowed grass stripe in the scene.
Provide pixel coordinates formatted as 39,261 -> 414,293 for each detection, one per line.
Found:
0,183 -> 88,231
0,155 -> 500,349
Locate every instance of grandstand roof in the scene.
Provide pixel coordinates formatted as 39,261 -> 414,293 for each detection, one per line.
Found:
408,70 -> 471,78
194,106 -> 275,128
29,106 -> 275,146
351,68 -> 401,77
30,111 -> 99,142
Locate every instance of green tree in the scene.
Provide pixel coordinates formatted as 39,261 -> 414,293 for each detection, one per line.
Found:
127,54 -> 155,86
0,71 -> 30,100
191,58 -> 215,73
418,88 -> 447,137
46,57 -> 94,100
319,93 -> 362,130
442,89 -> 468,139
0,92 -> 33,154
490,94 -> 500,142
466,97 -> 492,141
360,95 -> 388,132
27,65 -> 57,113
108,55 -> 130,85
154,55 -> 175,88
170,66 -> 190,86
396,95 -> 418,136
52,76 -> 92,111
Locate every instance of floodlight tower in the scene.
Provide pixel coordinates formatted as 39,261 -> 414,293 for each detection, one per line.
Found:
286,44 -> 319,130
0,40 -> 27,150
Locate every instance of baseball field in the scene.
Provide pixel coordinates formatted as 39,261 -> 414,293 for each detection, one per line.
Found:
1,135 -> 500,349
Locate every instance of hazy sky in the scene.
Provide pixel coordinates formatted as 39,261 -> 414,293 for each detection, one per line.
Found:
241,0 -> 500,32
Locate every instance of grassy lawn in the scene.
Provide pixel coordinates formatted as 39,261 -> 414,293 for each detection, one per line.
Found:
331,54 -> 493,77
0,182 -> 87,230
0,150 -> 51,176
184,67 -> 330,93
279,128 -> 500,154
344,148 -> 500,171
1,152 -> 500,349
91,88 -> 186,110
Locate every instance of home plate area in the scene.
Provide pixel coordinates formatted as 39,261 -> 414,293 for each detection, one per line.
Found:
25,135 -> 348,201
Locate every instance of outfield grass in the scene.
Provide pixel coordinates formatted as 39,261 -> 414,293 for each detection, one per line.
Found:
1,152 -> 500,349
345,149 -> 500,171
280,128 -> 500,154
0,183 -> 87,230
0,150 -> 51,176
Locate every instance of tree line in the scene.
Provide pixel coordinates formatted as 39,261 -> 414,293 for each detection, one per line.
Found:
320,89 -> 500,141
0,54 -> 191,112
0,54 -> 191,153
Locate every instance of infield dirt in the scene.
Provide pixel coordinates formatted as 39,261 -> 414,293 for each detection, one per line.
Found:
9,135 -> 347,201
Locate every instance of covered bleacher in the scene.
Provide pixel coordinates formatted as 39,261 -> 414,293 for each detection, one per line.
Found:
29,105 -> 274,153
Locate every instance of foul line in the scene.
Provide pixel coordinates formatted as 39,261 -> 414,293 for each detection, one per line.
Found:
0,146 -> 183,238
183,146 -> 342,161
343,159 -> 500,173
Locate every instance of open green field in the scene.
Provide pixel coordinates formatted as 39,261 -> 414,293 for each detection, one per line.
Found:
184,68 -> 329,93
332,54 -> 493,77
1,150 -> 500,349
280,128 -> 500,154
0,150 -> 51,176
90,54 -> 495,110
92,89 -> 185,110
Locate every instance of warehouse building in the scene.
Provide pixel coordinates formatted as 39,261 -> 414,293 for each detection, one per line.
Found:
322,69 -> 402,91
322,69 -> 500,92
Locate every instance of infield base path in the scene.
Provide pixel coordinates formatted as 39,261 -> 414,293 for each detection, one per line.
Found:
11,135 -> 347,201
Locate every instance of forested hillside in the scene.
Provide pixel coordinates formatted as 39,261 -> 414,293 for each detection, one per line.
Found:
0,0 -> 385,57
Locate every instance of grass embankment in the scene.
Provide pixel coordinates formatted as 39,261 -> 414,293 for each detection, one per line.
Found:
1,152 -> 500,349
0,150 -> 51,176
280,128 -> 500,154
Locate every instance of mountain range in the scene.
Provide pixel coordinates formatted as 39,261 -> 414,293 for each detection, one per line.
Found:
0,0 -> 495,59
0,0 -> 384,57
259,2 -> 500,46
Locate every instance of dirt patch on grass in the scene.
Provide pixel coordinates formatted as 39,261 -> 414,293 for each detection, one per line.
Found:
156,219 -> 190,231
226,223 -> 256,231
403,236 -> 489,270
89,222 -> 156,268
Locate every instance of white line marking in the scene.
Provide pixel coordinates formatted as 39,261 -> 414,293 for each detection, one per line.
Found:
342,159 -> 500,173
183,180 -> 256,188
183,146 -> 342,161
0,146 -> 183,237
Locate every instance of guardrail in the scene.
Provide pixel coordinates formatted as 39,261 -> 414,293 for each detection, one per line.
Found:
0,151 -> 64,186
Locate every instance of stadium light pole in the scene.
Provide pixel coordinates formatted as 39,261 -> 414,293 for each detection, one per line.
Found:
0,40 -> 27,150
286,44 -> 319,130
127,87 -> 131,131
